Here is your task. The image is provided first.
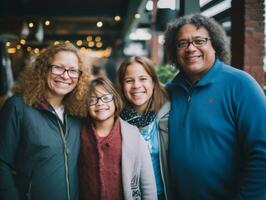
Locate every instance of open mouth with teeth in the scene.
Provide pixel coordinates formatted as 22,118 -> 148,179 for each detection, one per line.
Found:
95,108 -> 108,112
54,80 -> 72,86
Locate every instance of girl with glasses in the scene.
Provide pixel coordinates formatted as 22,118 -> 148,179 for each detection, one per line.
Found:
78,77 -> 157,200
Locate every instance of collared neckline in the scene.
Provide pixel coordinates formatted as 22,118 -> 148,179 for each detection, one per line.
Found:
169,58 -> 221,91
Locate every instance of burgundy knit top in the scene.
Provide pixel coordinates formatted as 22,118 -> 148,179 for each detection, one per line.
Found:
79,119 -> 123,200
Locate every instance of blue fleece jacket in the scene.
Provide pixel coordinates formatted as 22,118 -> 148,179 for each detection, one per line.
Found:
167,59 -> 266,200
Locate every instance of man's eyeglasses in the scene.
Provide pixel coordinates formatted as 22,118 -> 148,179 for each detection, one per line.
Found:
50,64 -> 82,78
88,94 -> 114,106
176,38 -> 211,49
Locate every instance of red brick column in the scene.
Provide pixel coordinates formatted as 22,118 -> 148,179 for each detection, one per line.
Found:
150,0 -> 160,64
150,35 -> 160,65
231,0 -> 265,87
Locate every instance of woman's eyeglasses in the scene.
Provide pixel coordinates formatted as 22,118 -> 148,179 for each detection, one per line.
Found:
50,64 -> 82,78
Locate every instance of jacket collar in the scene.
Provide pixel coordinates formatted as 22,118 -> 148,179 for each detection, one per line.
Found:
34,97 -> 56,113
157,101 -> 170,120
168,58 -> 222,92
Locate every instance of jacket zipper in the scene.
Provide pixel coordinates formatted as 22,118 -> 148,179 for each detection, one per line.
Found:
182,94 -> 192,127
57,117 -> 71,200
181,79 -> 194,127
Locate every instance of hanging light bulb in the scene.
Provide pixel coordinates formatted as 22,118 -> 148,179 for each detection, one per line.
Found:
21,22 -> 30,38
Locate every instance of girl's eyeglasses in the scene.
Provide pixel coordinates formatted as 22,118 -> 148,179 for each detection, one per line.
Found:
88,94 -> 114,106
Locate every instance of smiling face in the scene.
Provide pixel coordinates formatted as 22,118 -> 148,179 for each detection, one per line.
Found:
176,24 -> 216,83
123,62 -> 154,113
46,51 -> 79,107
88,85 -> 115,123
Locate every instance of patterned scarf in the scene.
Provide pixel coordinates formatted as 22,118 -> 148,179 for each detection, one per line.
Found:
120,105 -> 156,128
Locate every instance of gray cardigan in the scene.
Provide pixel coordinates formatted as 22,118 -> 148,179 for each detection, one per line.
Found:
120,118 -> 157,200
157,101 -> 173,200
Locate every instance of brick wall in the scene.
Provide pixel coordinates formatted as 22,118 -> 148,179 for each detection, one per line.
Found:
231,0 -> 265,88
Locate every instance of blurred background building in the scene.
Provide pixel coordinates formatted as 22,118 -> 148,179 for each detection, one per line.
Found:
0,0 -> 265,100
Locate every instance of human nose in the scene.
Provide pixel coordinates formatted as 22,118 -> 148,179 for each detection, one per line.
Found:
184,42 -> 197,52
186,41 -> 197,49
61,69 -> 70,79
95,97 -> 104,105
132,80 -> 141,88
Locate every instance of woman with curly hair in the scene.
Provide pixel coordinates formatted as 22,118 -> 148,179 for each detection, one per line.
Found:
0,42 -> 91,200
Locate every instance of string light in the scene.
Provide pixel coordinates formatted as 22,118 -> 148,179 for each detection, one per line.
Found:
28,22 -> 34,28
44,20 -> 50,26
95,36 -> 101,42
97,21 -> 103,28
86,36 -> 93,41
76,40 -> 83,46
114,15 -> 121,21
134,13 -> 141,19
96,42 -> 103,48
5,42 -> 11,47
88,41 -> 95,47
20,39 -> 26,45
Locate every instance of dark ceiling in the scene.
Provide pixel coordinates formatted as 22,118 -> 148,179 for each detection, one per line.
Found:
0,0 -> 143,49
0,0 -> 232,52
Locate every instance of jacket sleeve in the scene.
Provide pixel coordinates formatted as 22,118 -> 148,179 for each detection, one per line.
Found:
234,75 -> 266,199
0,97 -> 22,200
139,137 -> 158,200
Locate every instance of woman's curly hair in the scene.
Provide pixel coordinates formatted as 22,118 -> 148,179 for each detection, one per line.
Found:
164,13 -> 231,69
13,43 -> 91,117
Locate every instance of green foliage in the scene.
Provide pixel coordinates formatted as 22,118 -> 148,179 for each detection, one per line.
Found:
155,64 -> 178,84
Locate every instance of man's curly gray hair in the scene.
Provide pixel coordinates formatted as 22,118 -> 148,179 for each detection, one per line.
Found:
164,13 -> 231,69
